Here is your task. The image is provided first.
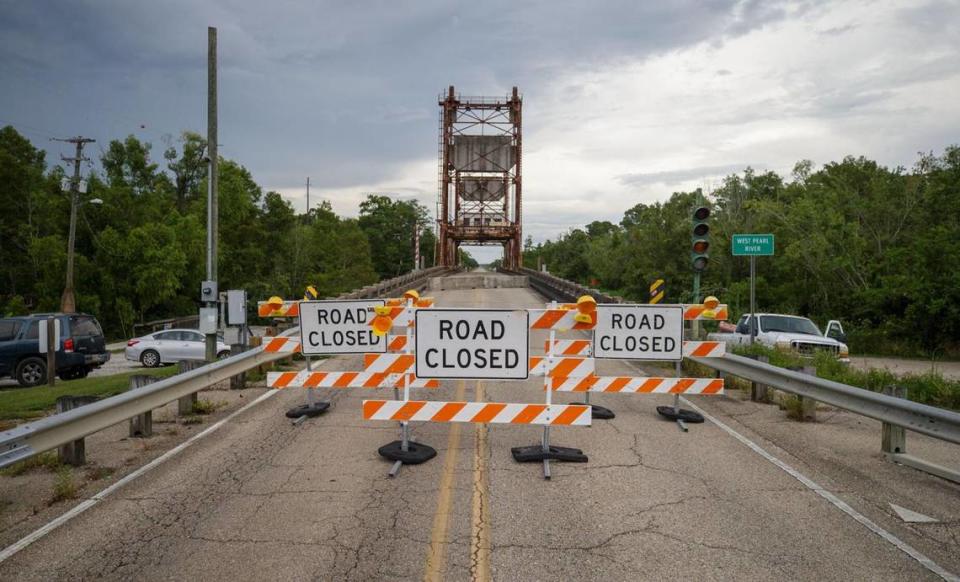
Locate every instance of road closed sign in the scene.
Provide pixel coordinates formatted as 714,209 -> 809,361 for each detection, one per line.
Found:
594,304 -> 683,361
299,300 -> 386,355
416,309 -> 529,380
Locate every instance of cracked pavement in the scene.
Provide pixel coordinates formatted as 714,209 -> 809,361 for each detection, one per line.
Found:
1,284 -> 958,581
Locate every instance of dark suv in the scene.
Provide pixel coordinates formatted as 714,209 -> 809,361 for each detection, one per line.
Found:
0,313 -> 110,386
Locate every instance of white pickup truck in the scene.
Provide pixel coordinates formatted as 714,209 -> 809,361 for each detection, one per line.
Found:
707,313 -> 850,363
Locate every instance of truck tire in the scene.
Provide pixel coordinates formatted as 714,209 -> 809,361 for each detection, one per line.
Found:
16,357 -> 47,387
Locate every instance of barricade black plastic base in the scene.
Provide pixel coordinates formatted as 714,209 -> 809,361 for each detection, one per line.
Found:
572,403 -> 616,420
378,440 -> 437,464
655,406 -> 704,423
511,445 -> 588,463
285,402 -> 330,419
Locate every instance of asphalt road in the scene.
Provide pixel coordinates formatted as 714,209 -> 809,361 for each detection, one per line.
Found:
1,284 -> 957,581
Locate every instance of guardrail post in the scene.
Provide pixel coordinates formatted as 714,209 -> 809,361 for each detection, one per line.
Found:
751,355 -> 769,402
798,365 -> 818,421
128,375 -> 156,437
177,360 -> 203,415
881,386 -> 907,454
56,395 -> 98,466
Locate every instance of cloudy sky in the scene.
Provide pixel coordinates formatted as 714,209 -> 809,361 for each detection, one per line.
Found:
2,0 -> 958,262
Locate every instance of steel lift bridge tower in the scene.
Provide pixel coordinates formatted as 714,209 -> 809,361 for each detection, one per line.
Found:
437,86 -> 523,269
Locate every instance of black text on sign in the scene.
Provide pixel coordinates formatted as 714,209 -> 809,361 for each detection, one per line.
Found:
416,309 -> 529,379
299,300 -> 386,355
594,305 -> 683,361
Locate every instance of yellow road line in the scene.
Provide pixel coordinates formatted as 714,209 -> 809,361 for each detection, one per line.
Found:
471,380 -> 491,582
424,379 -> 466,582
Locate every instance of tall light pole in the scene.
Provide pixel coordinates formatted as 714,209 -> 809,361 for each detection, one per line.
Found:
55,136 -> 95,313
205,26 -> 219,362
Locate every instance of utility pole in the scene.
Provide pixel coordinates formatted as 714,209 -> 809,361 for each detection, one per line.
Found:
205,26 -> 219,362
54,136 -> 95,314
306,176 -> 310,218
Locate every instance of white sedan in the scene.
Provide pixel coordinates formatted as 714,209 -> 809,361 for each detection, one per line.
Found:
125,329 -> 231,367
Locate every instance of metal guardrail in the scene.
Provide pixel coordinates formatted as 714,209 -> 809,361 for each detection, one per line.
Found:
692,353 -> 960,446
522,267 -> 960,481
513,267 -> 622,304
0,268 -> 454,469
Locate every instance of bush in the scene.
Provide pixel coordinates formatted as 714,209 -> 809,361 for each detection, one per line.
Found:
725,344 -> 960,412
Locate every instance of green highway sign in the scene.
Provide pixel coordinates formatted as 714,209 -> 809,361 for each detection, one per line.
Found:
732,234 -> 775,256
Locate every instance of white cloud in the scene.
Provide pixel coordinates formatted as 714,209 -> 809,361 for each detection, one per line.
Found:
300,0 -> 958,258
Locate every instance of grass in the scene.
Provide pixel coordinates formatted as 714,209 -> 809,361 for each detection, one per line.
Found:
191,399 -> 226,415
50,466 -> 77,504
0,367 -> 178,421
0,451 -> 62,477
721,344 -> 960,412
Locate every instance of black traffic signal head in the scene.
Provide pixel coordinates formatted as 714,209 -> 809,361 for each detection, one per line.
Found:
691,206 -> 710,272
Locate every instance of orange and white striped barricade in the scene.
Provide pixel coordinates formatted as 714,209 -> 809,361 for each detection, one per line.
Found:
258,300 -> 300,318
683,341 -> 726,358
592,303 -> 718,429
682,303 -> 729,321
260,337 -> 302,353
370,298 -> 441,476
529,308 -> 596,331
548,375 -> 724,395
289,298 -> 388,420
544,339 -> 592,356
363,401 -> 590,426
520,303 -> 594,473
528,356 -> 595,377
268,371 -> 439,389
386,334 -> 409,353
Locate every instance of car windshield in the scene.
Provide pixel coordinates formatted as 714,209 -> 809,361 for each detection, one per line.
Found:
760,316 -> 821,336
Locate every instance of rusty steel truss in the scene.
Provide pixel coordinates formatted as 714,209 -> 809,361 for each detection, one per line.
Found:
437,86 -> 523,269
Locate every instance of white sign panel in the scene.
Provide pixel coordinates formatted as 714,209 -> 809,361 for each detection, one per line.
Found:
594,305 -> 683,361
299,300 -> 386,355
416,309 -> 529,380
37,319 -> 61,354
226,289 -> 247,325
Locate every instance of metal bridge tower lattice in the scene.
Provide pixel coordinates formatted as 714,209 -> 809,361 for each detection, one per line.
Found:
437,86 -> 523,269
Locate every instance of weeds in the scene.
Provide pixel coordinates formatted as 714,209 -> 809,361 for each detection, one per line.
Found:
0,451 -> 62,477
723,344 -> 960,412
50,467 -> 77,504
191,399 -> 226,415
180,415 -> 203,425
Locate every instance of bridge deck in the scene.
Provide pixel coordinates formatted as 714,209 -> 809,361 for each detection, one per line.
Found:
1,285 -> 957,581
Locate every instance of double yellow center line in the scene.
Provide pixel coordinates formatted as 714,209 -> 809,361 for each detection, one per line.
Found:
424,380 -> 491,582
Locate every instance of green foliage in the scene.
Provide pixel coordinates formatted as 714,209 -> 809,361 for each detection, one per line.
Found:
0,127 -> 425,338
50,466 -> 77,503
728,344 -> 960,411
525,147 -> 960,357
0,451 -> 61,477
0,367 -> 177,420
358,195 -> 432,278
458,248 -> 479,269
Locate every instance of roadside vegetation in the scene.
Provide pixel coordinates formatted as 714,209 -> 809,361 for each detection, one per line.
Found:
517,148 -> 960,359
703,344 -> 960,412
0,367 -> 176,422
0,126 -> 475,340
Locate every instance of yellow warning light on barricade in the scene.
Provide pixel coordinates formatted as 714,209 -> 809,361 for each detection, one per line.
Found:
371,313 -> 393,336
373,306 -> 393,316
702,295 -> 720,318
574,312 -> 594,324
267,295 -> 284,308
403,289 -> 420,302
576,295 -> 597,313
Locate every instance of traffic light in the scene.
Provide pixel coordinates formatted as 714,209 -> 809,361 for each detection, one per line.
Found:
691,206 -> 710,272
